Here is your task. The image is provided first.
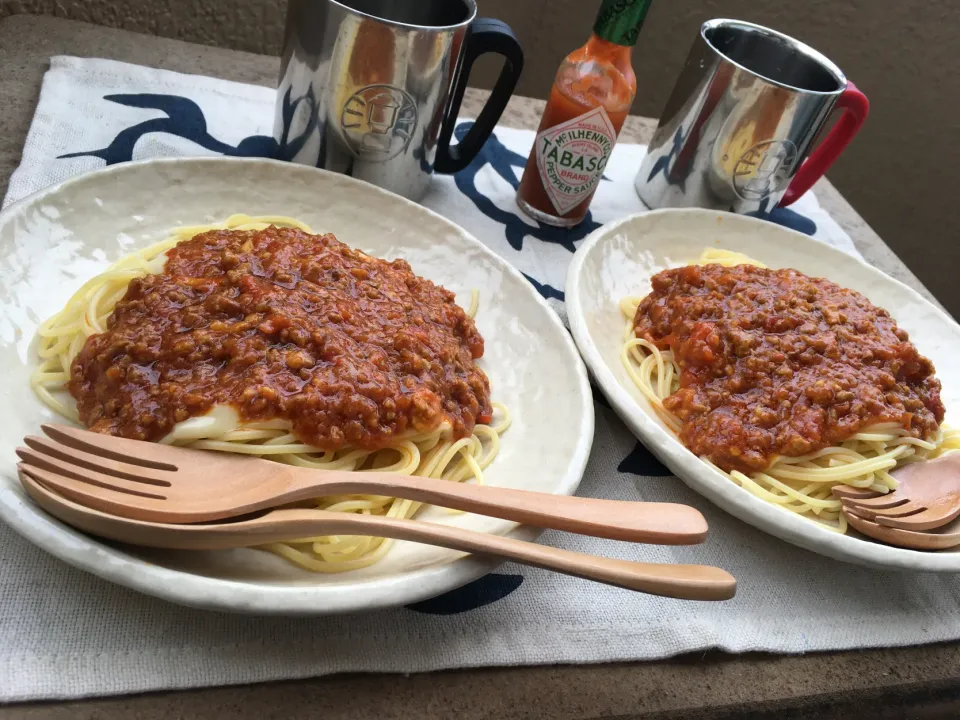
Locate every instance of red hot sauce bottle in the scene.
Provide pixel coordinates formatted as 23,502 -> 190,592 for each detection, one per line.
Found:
516,0 -> 653,227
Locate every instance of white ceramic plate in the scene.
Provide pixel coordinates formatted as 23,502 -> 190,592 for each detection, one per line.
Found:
0,157 -> 594,613
567,208 -> 960,572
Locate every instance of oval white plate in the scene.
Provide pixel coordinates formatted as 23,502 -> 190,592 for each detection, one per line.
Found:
567,208 -> 960,572
0,157 -> 594,614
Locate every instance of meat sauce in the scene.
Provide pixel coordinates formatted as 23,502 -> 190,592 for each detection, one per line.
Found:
70,227 -> 492,449
633,263 -> 944,473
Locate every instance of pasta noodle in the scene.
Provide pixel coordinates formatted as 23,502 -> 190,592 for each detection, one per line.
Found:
31,214 -> 510,571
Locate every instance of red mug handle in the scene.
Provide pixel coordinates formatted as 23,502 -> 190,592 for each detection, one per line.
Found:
779,82 -> 869,206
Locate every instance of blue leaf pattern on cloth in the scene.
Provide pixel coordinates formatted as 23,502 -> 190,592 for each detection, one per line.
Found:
618,441 -> 671,477
521,272 -> 565,302
452,121 -> 607,254
57,92 -> 319,165
406,573 -> 524,615
746,197 -> 818,236
56,96 -> 819,242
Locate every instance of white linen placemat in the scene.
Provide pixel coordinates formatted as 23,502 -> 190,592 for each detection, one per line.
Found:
4,56 -> 958,704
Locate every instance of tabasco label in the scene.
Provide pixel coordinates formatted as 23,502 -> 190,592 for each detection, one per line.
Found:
535,105 -> 617,215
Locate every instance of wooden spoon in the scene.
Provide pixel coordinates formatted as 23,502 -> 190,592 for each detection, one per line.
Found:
16,424 -> 708,544
843,508 -> 960,551
18,470 -> 737,600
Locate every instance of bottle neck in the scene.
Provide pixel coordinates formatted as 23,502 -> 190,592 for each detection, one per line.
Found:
582,33 -> 633,63
593,0 -> 652,47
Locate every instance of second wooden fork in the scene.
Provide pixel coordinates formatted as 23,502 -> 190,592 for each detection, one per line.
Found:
834,453 -> 960,531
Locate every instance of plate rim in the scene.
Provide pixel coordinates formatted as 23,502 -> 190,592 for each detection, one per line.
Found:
0,156 -> 596,613
566,207 -> 960,572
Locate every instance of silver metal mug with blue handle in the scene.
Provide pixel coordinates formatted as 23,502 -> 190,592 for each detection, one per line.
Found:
274,0 -> 524,201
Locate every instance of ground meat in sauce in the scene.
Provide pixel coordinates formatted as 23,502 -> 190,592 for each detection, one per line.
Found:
69,226 -> 492,449
633,263 -> 944,474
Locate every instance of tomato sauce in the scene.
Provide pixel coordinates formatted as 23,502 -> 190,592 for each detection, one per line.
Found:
70,227 -> 492,449
633,264 -> 944,473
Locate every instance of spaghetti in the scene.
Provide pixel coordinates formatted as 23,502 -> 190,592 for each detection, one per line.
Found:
620,248 -> 958,534
31,214 -> 510,571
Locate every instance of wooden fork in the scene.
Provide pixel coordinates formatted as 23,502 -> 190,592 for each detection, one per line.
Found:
834,454 -> 960,531
18,470 -> 737,600
16,424 -> 708,544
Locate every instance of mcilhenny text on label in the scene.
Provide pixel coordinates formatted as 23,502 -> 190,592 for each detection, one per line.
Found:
535,106 -> 616,215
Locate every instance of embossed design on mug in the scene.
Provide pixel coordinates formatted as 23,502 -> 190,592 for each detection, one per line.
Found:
340,84 -> 419,162
732,139 -> 799,200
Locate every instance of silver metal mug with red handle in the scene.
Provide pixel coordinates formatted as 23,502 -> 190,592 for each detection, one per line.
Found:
636,19 -> 869,214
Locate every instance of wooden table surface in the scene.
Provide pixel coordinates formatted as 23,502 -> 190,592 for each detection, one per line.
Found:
1,14 -> 958,720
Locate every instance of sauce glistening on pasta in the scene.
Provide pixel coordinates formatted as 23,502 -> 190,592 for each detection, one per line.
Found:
632,263 -> 944,473
69,226 -> 492,449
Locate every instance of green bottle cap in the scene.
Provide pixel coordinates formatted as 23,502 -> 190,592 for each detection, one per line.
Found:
593,0 -> 653,46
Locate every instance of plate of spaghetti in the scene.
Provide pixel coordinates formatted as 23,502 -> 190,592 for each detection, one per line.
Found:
0,157 -> 593,613
566,208 -> 960,571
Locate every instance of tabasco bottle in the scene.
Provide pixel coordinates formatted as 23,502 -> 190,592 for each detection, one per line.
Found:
516,0 -> 652,227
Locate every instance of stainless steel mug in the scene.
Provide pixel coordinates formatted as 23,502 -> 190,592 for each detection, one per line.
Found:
635,19 -> 868,214
274,0 -> 524,201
